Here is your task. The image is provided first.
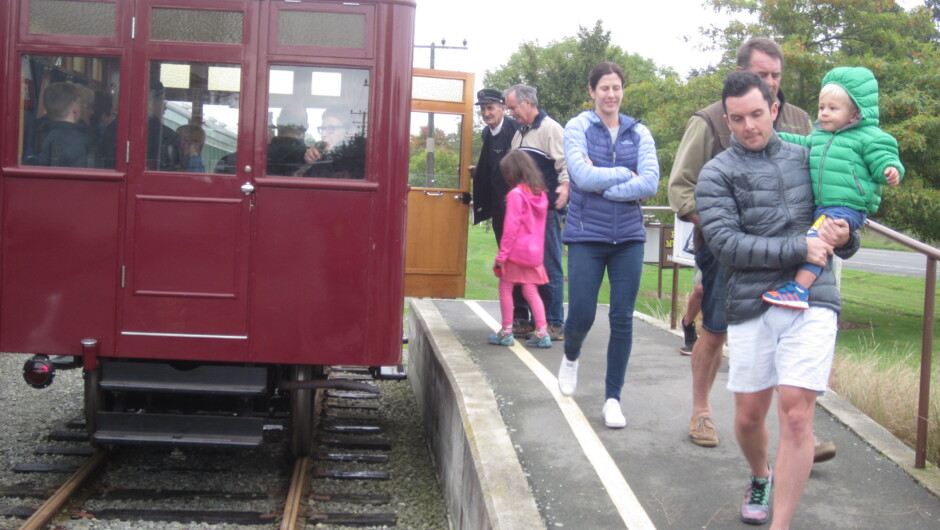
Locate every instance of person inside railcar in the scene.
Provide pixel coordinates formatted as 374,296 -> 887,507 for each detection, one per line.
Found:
92,90 -> 118,169
35,81 -> 100,168
215,119 -> 275,175
266,104 -> 310,176
75,84 -> 95,129
175,124 -> 207,173
296,106 -> 365,179
146,81 -> 182,171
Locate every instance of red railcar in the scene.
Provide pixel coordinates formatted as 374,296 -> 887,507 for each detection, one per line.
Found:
0,0 -> 416,456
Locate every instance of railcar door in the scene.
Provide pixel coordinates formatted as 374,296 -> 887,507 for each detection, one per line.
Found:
119,0 -> 261,361
405,69 -> 475,298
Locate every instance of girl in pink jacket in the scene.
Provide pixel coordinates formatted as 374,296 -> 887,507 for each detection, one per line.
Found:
489,150 -> 552,348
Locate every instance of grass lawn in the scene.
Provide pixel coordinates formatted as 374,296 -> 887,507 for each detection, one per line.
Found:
463,222 -> 939,365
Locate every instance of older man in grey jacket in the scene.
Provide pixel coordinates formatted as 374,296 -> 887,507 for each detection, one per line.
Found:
695,72 -> 858,528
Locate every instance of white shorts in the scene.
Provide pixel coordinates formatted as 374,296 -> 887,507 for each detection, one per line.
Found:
727,306 -> 837,394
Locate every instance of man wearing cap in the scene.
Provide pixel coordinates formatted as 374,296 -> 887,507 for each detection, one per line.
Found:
471,88 -> 519,242
267,103 -> 309,176
503,84 -> 569,340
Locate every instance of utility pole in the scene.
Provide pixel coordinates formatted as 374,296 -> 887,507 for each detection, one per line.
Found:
414,38 -> 468,187
415,38 -> 469,69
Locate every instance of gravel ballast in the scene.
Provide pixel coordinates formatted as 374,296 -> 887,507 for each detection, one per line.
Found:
0,352 -> 449,529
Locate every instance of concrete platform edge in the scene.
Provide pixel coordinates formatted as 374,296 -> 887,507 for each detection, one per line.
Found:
408,298 -> 545,530
634,310 -> 940,498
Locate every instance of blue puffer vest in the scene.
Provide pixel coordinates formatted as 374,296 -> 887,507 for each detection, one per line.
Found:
563,112 -> 646,245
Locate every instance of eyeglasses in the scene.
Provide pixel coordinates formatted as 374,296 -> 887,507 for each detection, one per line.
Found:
317,125 -> 344,134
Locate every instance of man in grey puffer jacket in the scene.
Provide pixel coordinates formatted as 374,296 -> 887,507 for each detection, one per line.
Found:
696,72 -> 858,528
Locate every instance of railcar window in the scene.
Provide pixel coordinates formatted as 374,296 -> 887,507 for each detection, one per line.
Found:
148,61 -> 240,173
409,112 -> 463,189
28,0 -> 115,37
19,54 -> 120,169
265,65 -> 369,180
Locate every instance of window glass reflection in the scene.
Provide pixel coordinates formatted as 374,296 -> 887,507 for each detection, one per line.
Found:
20,54 -> 120,169
148,61 -> 240,173
409,112 -> 463,189
264,65 -> 369,179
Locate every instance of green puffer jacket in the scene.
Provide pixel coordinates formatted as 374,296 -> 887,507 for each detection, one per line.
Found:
780,66 -> 904,214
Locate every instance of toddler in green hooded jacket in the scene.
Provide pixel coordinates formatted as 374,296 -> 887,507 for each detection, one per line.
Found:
763,66 -> 904,310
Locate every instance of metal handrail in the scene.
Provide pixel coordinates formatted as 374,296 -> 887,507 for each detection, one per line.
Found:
864,219 -> 938,469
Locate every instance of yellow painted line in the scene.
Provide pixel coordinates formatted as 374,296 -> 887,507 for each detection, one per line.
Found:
465,300 -> 656,530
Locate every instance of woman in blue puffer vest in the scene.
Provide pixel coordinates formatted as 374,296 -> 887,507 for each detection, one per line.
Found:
556,61 -> 660,428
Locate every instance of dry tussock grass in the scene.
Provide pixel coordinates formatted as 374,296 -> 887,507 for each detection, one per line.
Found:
661,298 -> 938,464
830,347 -> 940,466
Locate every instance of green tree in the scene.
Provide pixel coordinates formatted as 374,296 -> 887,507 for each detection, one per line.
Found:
481,9 -> 940,241
702,0 -> 940,241
482,21 -> 679,206
482,21 -> 663,123
409,125 -> 462,189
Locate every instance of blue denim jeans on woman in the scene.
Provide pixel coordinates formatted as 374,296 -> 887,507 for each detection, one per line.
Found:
563,240 -> 644,401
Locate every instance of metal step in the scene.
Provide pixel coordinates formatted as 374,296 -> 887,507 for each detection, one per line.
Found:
93,412 -> 265,447
99,362 -> 268,395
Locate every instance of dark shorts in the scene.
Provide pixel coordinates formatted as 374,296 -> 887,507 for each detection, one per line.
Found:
695,238 -> 728,335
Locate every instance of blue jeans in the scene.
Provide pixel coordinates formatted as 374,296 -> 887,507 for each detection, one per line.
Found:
563,241 -> 643,401
696,237 -> 727,335
513,209 -> 565,326
800,205 -> 867,277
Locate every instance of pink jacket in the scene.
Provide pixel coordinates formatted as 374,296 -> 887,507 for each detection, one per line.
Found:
496,184 -> 548,267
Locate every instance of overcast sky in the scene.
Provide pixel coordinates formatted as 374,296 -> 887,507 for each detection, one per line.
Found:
413,0 -> 926,91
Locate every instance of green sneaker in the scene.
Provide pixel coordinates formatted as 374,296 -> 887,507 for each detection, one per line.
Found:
739,471 -> 772,525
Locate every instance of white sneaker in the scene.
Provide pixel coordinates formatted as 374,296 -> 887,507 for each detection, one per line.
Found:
557,357 -> 578,396
602,398 -> 626,429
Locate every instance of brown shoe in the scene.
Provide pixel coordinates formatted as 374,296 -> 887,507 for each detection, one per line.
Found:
813,439 -> 837,463
512,320 -> 535,338
689,416 -> 719,447
547,324 -> 564,341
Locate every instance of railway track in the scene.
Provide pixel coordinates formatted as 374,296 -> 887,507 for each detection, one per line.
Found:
0,360 -> 447,529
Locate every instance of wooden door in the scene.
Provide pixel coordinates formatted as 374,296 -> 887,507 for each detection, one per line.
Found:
404,69 -> 474,298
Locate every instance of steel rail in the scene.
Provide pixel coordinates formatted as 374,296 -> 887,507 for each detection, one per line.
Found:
280,456 -> 311,530
19,449 -> 109,530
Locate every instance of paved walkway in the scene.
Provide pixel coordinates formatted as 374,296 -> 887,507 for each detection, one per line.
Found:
431,299 -> 940,529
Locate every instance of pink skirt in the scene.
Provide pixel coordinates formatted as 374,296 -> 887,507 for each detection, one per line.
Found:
500,261 -> 548,285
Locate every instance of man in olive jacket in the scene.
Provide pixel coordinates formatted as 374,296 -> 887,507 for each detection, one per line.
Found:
695,72 -> 858,528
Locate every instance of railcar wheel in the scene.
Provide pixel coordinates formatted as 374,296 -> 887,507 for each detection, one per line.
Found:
290,365 -> 315,458
83,367 -> 103,444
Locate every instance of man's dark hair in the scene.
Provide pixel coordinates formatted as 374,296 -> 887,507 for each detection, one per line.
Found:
736,37 -> 784,70
721,71 -> 774,112
43,82 -> 80,120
